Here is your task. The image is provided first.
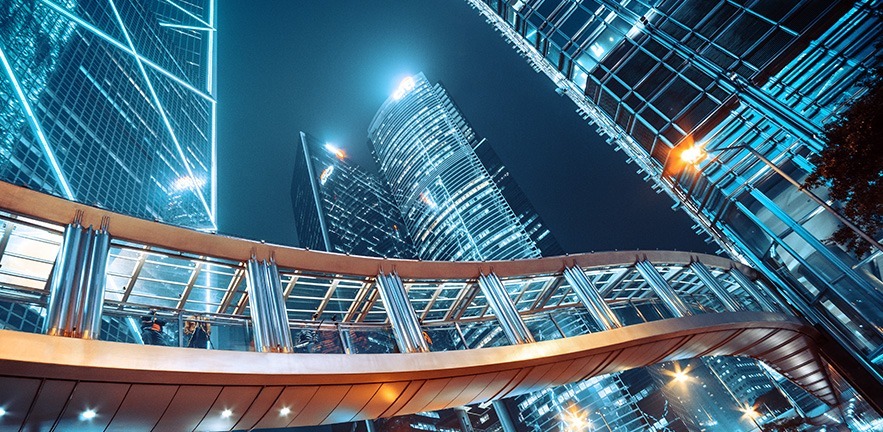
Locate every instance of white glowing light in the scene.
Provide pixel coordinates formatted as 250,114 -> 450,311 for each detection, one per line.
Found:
680,144 -> 708,165
80,409 -> 97,421
324,143 -> 345,159
0,407 -> 6,416
172,175 -> 206,191
673,370 -> 690,383
319,165 -> 334,185
392,76 -> 416,100
221,409 -> 233,418
419,191 -> 437,208
279,407 -> 291,416
590,43 -> 605,57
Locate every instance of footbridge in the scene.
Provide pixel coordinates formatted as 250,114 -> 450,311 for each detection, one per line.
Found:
0,182 -> 837,431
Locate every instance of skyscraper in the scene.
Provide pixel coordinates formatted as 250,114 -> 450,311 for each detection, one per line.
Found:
472,138 -> 565,256
465,0 -> 883,399
369,73 -> 542,261
0,0 -> 217,229
292,131 -> 415,258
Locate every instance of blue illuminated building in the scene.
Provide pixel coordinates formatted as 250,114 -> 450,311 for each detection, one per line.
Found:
0,0 -> 217,230
291,131 -> 415,259
466,0 -> 883,416
369,73 -> 543,261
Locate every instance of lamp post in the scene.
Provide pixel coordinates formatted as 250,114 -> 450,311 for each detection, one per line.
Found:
679,142 -> 882,252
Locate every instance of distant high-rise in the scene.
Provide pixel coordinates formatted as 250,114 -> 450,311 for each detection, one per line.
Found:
466,0 -> 883,400
472,138 -> 565,256
292,131 -> 415,258
0,0 -> 217,229
369,73 -> 542,261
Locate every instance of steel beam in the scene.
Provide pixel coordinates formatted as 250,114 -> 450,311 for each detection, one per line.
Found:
478,273 -> 534,344
563,266 -> 622,330
634,260 -> 693,318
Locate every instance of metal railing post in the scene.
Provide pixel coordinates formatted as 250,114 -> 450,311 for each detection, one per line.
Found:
376,272 -> 428,353
689,261 -> 743,312
478,273 -> 534,344
634,260 -> 693,318
563,266 -> 622,330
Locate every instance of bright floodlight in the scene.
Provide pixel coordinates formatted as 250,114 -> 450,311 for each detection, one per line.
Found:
221,409 -> 233,418
279,407 -> 291,416
680,144 -> 707,165
560,410 -> 589,432
740,405 -> 760,418
80,409 -> 97,421
324,143 -> 346,159
673,370 -> 690,383
392,76 -> 416,100
0,407 -> 6,417
172,175 -> 206,191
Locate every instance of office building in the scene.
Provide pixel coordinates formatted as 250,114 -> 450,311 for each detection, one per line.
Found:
369,73 -> 541,261
0,0 -> 217,229
472,138 -> 565,256
465,0 -> 883,397
292,131 -> 415,258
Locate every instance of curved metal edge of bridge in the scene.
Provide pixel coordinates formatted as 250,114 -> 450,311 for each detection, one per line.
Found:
0,311 -> 835,431
0,181 -> 757,279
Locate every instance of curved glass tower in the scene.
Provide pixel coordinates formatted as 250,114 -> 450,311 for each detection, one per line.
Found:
369,73 -> 540,261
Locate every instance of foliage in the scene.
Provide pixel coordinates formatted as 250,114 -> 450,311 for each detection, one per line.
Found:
805,67 -> 883,257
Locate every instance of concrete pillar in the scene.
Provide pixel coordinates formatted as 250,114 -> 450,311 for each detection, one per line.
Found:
493,400 -> 517,432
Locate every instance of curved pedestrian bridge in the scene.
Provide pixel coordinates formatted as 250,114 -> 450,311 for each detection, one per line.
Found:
0,182 -> 836,430
0,311 -> 831,430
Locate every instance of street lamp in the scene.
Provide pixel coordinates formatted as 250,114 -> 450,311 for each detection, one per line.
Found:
560,409 -> 590,432
678,142 -> 882,252
740,404 -> 763,431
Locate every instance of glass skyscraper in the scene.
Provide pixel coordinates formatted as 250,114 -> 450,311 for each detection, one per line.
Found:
369,73 -> 542,261
465,0 -> 883,401
0,0 -> 217,230
291,131 -> 415,259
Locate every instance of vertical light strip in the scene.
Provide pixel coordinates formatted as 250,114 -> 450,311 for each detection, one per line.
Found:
208,0 -> 217,227
108,0 -> 213,221
0,44 -> 75,199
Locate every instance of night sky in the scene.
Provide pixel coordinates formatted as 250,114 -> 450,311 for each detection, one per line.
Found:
216,2 -> 716,256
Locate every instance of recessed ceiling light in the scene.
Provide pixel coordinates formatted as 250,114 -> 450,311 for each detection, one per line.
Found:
279,407 -> 291,416
221,409 -> 233,418
0,407 -> 7,417
80,409 -> 97,420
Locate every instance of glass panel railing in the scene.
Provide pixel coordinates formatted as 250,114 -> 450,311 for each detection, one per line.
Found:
339,323 -> 399,354
290,322 -> 345,354
422,323 -> 467,352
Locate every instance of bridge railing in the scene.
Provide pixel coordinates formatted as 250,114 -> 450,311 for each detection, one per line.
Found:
0,182 -> 788,355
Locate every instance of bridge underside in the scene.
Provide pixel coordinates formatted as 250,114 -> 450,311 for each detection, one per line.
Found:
0,311 -> 834,431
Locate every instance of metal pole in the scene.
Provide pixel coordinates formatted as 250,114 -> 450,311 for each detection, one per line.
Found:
267,259 -> 292,352
45,224 -> 83,336
245,259 -> 267,352
478,273 -> 535,344
376,272 -> 427,353
689,261 -> 743,312
81,226 -> 110,340
563,266 -> 622,330
634,260 -> 693,318
728,268 -> 779,313
493,400 -> 517,432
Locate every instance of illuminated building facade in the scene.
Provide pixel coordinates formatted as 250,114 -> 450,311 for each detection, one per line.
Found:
472,138 -> 565,256
0,0 -> 217,230
291,131 -> 415,259
369,73 -> 541,261
465,0 -> 883,401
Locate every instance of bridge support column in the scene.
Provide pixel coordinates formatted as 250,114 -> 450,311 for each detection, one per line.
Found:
376,272 -> 428,353
455,407 -> 475,432
728,268 -> 780,313
478,273 -> 534,344
634,260 -> 693,318
246,258 -> 292,352
689,261 -> 743,312
493,400 -> 517,432
44,220 -> 110,339
563,266 -> 622,330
